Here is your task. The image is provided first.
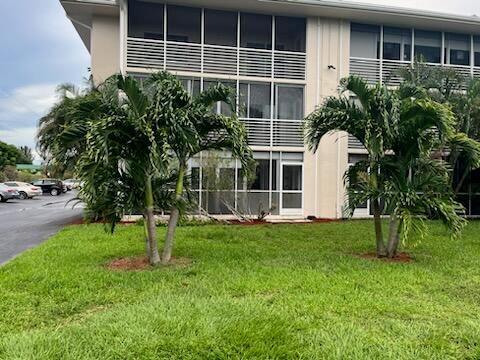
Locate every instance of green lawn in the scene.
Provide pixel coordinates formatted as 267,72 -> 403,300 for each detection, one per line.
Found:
1,221 -> 480,359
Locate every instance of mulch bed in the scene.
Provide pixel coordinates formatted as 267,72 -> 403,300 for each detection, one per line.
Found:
227,218 -> 339,226
106,256 -> 192,271
359,252 -> 414,263
107,256 -> 151,271
68,218 -> 137,226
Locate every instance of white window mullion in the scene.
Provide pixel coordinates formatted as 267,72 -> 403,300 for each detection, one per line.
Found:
199,152 -> 203,214
237,12 -> 241,78
272,15 -> 276,80
379,25 -> 384,83
234,159 -> 238,211
411,28 -> 415,65
471,35 -> 475,77
441,32 -> 445,65
201,8 -> 205,74
269,151 -> 273,212
164,4 -> 167,70
271,83 -> 275,147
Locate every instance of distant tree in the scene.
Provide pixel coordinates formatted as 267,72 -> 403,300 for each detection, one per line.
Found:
17,146 -> 34,164
0,141 -> 27,170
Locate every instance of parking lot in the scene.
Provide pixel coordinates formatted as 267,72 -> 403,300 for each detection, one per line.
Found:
0,191 -> 83,265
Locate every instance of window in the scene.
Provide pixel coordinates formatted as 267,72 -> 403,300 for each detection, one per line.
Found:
240,13 -> 272,50
383,27 -> 411,61
250,159 -> 270,190
239,82 -> 271,119
475,36 -> 480,67
179,77 -> 200,96
167,5 -> 201,43
205,9 -> 237,47
445,33 -> 470,66
204,80 -> 236,116
414,30 -> 442,63
128,0 -> 164,40
276,85 -> 304,120
350,23 -> 380,59
275,16 -> 306,52
190,167 -> 200,190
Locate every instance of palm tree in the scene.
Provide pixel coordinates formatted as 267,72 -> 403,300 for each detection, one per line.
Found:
37,83 -> 93,173
305,76 -> 399,256
306,76 -> 474,258
146,73 -> 253,265
397,63 -> 480,195
69,75 -> 175,264
43,72 -> 252,265
18,146 -> 34,164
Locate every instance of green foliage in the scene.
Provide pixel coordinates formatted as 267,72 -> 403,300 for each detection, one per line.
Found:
397,62 -> 480,192
39,72 -> 253,262
306,75 -> 473,253
1,222 -> 480,358
17,146 -> 33,164
0,141 -> 28,171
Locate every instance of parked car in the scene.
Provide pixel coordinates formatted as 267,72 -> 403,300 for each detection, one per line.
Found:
0,183 -> 20,202
2,182 -> 42,200
32,179 -> 65,196
63,179 -> 82,190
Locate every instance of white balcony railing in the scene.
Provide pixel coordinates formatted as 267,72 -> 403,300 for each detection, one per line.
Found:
126,37 -> 306,81
348,134 -> 365,151
349,58 -> 380,84
241,119 -> 304,147
350,57 -> 479,88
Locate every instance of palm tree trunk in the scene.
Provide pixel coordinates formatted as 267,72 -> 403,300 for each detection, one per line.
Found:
143,213 -> 151,260
162,164 -> 185,265
372,199 -> 386,257
145,176 -> 160,265
387,215 -> 401,258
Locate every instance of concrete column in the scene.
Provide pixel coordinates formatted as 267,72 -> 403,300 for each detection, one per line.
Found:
304,17 -> 350,219
91,15 -> 120,85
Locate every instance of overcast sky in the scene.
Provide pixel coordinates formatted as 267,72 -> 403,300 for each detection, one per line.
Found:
0,0 -> 479,160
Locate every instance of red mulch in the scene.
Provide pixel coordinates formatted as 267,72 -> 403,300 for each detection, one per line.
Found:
68,218 -> 137,226
359,252 -> 413,263
227,218 -> 339,226
107,256 -> 151,271
106,256 -> 192,271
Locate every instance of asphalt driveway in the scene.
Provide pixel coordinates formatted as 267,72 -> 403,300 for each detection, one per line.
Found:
0,191 -> 83,265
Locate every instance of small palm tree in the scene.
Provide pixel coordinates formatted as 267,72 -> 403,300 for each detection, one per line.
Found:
306,76 -> 476,258
40,72 -> 252,265
147,73 -> 253,264
306,76 -> 399,256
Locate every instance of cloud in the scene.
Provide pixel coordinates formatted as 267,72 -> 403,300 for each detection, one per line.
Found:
0,127 -> 40,161
0,84 -> 58,130
351,0 -> 480,16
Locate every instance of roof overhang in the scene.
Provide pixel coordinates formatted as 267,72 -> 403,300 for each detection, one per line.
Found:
61,0 -> 480,54
167,0 -> 480,33
60,0 -> 119,52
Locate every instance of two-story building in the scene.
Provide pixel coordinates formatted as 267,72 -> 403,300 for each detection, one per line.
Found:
61,0 -> 480,218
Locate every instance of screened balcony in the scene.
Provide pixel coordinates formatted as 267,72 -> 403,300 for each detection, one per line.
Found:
350,23 -> 480,87
126,1 -> 307,81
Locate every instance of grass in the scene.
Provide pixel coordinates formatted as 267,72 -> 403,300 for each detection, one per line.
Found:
1,221 -> 480,359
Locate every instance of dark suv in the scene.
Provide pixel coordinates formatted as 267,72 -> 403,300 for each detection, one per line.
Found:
32,179 -> 65,196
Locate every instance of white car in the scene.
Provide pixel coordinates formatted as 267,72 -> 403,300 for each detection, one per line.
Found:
3,181 -> 43,200
63,179 -> 82,190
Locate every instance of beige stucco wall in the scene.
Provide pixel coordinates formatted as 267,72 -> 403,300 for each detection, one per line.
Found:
304,18 -> 350,219
91,15 -> 120,84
